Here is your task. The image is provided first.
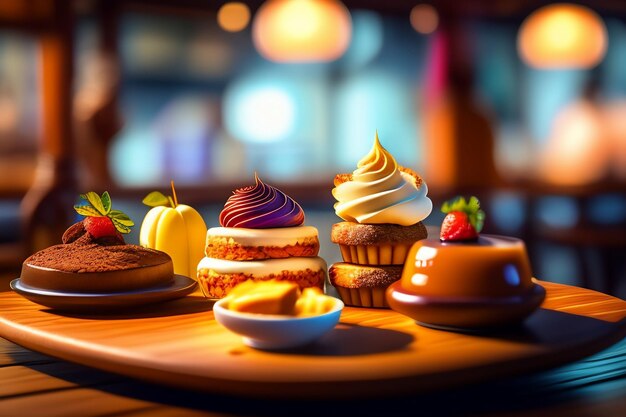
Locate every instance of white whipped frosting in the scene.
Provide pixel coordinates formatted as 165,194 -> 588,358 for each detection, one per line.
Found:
332,134 -> 432,226
197,256 -> 327,276
207,226 -> 318,247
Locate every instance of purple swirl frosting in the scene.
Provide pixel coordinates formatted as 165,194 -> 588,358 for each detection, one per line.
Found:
219,174 -> 305,228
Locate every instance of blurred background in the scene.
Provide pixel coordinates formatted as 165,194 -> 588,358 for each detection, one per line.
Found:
0,0 -> 624,298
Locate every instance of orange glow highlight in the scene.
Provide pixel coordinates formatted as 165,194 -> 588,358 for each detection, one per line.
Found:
542,101 -> 611,185
252,0 -> 352,63
518,4 -> 607,69
217,2 -> 251,32
410,4 -> 439,35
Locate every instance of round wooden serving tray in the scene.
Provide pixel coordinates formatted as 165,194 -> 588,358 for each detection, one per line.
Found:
10,275 -> 197,311
1,281 -> 625,399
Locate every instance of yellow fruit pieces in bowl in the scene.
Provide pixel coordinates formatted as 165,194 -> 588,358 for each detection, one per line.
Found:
213,281 -> 343,349
223,280 -> 337,317
295,288 -> 337,316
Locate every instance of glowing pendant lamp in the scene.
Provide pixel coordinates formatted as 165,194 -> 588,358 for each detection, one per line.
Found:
217,2 -> 251,32
252,0 -> 352,63
518,3 -> 607,69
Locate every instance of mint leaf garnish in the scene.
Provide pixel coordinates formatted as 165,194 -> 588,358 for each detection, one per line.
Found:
142,191 -> 171,208
109,210 -> 134,227
442,196 -> 468,214
101,191 -> 112,214
111,218 -> 132,234
468,196 -> 480,213
74,204 -> 103,217
470,210 -> 485,233
80,192 -> 107,215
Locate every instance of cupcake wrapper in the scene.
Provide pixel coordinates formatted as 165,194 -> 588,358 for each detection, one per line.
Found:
339,243 -> 412,265
336,286 -> 388,308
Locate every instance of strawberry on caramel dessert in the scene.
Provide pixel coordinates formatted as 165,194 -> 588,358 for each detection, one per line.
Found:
20,192 -> 174,293
439,196 -> 485,242
197,174 -> 326,299
386,196 -> 546,330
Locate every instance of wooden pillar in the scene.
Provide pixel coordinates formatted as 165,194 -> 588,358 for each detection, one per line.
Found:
20,0 -> 76,252
74,0 -> 122,190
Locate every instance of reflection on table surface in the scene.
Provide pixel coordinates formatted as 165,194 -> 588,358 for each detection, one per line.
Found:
0,335 -> 625,417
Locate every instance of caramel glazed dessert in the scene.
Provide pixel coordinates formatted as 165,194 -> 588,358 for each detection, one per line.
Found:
387,196 -> 546,329
21,192 -> 173,293
329,133 -> 432,308
198,175 -> 327,298
387,235 -> 546,329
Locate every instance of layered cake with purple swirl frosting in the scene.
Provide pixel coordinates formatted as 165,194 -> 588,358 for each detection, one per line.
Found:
197,174 -> 326,298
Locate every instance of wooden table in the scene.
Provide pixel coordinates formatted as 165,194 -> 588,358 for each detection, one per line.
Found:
1,282 -> 626,416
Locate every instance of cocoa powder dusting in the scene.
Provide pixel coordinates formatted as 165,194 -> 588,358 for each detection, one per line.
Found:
25,238 -> 170,273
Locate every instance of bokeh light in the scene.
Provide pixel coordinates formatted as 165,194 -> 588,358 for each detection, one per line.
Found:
0,94 -> 18,134
187,30 -> 233,77
490,193 -> 525,233
523,69 -> 586,142
111,125 -> 163,186
541,101 -> 612,185
123,20 -> 180,73
588,195 -> 626,225
154,96 -> 217,183
217,2 -> 251,33
339,10 -> 383,69
252,0 -> 352,63
410,4 -> 439,35
518,4 -> 608,69
220,68 -> 331,179
537,197 -> 579,228
224,84 -> 295,144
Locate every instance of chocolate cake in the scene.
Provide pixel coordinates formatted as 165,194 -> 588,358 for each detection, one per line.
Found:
21,223 -> 174,293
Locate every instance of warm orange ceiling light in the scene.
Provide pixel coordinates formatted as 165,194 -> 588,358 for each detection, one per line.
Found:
410,4 -> 439,35
518,3 -> 607,69
218,2 -> 251,32
252,0 -> 352,63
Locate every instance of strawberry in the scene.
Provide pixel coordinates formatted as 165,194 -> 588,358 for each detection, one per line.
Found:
440,196 -> 485,242
440,212 -> 479,241
73,191 -> 134,241
83,216 -> 117,239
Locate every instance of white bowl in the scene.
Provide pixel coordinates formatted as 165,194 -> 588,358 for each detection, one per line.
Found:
213,297 -> 344,350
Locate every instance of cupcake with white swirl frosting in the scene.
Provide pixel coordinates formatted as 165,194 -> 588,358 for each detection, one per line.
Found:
331,132 -> 432,265
329,133 -> 432,307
